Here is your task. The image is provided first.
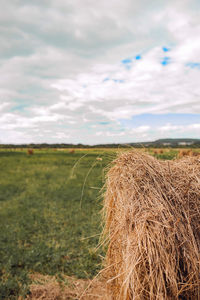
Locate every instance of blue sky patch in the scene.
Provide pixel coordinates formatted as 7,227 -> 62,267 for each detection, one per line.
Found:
161,56 -> 170,66
11,104 -> 29,112
121,58 -> 132,64
119,113 -> 200,128
186,62 -> 200,69
162,47 -> 170,52
135,55 -> 141,60
99,121 -> 110,125
113,79 -> 124,83
121,58 -> 132,70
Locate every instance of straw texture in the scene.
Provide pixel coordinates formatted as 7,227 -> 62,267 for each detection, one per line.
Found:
103,151 -> 200,299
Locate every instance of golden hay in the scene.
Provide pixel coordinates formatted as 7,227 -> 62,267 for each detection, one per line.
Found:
153,149 -> 159,155
27,149 -> 34,155
189,151 -> 200,157
153,149 -> 164,155
178,149 -> 191,158
178,149 -> 200,158
158,149 -> 164,154
26,273 -> 110,300
103,150 -> 200,300
69,149 -> 75,154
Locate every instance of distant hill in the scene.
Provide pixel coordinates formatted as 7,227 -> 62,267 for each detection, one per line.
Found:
95,138 -> 200,148
154,138 -> 200,144
128,138 -> 200,148
142,138 -> 200,147
0,138 -> 200,149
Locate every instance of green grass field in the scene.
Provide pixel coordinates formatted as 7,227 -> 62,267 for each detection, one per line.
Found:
0,148 -> 179,299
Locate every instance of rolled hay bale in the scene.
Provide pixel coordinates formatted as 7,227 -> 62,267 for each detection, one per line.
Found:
103,151 -> 200,300
69,149 -> 75,154
189,150 -> 200,157
153,149 -> 159,155
27,148 -> 34,155
158,149 -> 164,154
153,149 -> 164,155
178,149 -> 190,158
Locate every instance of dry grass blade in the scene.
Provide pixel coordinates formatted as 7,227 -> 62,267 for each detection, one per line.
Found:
26,273 -> 110,300
80,160 -> 98,208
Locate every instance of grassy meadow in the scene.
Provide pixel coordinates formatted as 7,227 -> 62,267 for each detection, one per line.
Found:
0,147 -> 183,299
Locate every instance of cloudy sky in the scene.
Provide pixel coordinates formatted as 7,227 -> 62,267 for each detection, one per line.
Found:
0,0 -> 200,144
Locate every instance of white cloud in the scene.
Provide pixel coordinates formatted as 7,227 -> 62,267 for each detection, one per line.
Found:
189,123 -> 200,129
51,44 -> 200,123
131,126 -> 150,133
0,102 -> 10,112
0,0 -> 200,143
159,124 -> 183,132
55,132 -> 70,139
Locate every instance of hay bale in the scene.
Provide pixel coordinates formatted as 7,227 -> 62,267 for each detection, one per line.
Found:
69,149 -> 75,154
158,149 -> 164,154
27,149 -> 34,155
103,150 -> 200,299
153,149 -> 164,155
153,149 -> 158,155
189,150 -> 200,157
178,149 -> 190,158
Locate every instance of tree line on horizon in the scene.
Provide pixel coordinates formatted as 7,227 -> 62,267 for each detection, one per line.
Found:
0,138 -> 200,149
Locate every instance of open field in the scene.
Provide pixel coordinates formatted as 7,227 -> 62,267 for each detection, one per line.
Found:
0,148 -> 199,299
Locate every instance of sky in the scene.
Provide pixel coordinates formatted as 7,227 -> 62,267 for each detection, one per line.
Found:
0,0 -> 200,144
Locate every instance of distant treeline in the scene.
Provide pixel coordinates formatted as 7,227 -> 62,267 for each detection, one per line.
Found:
0,138 -> 200,149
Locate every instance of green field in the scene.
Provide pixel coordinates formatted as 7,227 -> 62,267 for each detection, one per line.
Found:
0,148 -> 178,299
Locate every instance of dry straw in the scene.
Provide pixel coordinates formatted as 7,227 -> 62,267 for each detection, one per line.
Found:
178,149 -> 191,158
69,149 -> 75,154
178,149 -> 200,158
27,148 -> 34,155
153,149 -> 164,155
103,150 -> 200,299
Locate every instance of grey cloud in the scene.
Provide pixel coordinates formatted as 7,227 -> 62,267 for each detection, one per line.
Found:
0,0 -> 200,144
0,0 -> 176,60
